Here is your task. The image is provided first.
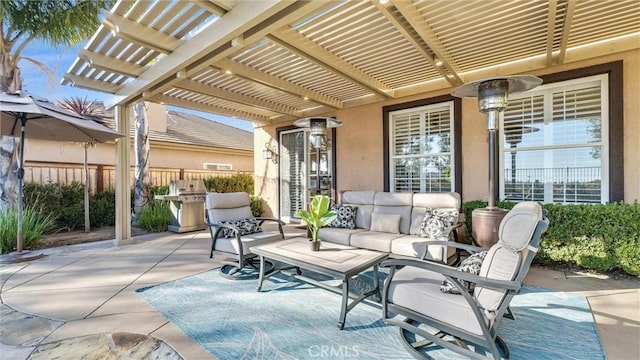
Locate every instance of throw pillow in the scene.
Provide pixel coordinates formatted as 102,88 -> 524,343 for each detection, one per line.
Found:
219,218 -> 263,238
440,251 -> 488,294
329,204 -> 357,229
419,207 -> 459,240
370,213 -> 401,234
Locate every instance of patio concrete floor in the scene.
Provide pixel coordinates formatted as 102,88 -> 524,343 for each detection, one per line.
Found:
1,226 -> 638,359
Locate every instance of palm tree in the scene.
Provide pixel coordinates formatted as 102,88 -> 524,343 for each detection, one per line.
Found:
58,97 -> 108,233
0,0 -> 114,209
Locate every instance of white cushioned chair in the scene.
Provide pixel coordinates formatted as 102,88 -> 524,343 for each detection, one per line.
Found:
381,202 -> 549,359
205,192 -> 285,279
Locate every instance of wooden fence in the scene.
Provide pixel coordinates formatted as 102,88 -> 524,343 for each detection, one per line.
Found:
23,161 -> 250,193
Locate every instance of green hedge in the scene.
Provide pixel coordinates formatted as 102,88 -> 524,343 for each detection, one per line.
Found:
463,201 -> 640,276
24,182 -> 116,231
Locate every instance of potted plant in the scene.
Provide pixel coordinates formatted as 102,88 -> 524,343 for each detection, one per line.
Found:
296,195 -> 337,251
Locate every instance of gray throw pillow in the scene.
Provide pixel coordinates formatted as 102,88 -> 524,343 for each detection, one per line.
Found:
440,251 -> 488,294
419,207 -> 459,240
219,219 -> 262,238
329,204 -> 357,229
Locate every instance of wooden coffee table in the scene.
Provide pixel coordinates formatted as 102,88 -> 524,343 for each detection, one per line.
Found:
251,237 -> 387,329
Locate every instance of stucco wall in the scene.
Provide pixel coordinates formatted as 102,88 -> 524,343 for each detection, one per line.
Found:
24,139 -> 254,172
255,51 -> 638,217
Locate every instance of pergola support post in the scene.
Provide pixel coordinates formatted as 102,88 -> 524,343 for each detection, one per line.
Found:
115,104 -> 133,246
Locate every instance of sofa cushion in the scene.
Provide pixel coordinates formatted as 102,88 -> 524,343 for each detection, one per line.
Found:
419,208 -> 459,240
318,227 -> 366,246
373,192 -> 413,234
329,204 -> 357,229
391,235 -> 454,261
370,213 -> 401,234
350,231 -> 402,253
219,218 -> 262,238
341,191 -> 375,230
441,251 -> 488,294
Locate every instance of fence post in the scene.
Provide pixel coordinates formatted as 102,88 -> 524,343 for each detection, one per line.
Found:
97,164 -> 104,193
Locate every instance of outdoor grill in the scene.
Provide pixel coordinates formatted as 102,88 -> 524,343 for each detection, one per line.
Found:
155,179 -> 207,233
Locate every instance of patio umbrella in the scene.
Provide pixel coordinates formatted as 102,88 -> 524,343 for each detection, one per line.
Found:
0,91 -> 124,254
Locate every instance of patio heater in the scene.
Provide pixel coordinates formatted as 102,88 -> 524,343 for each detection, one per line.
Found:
293,117 -> 342,196
452,75 -> 542,248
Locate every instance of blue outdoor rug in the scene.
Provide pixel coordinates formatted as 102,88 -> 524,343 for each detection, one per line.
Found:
137,269 -> 604,360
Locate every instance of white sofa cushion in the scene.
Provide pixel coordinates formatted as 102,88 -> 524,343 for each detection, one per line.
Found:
341,191 -> 375,230
373,192 -> 413,234
318,227 -> 365,246
350,231 -> 403,253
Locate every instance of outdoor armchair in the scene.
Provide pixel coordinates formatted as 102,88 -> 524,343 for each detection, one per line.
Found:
205,192 -> 285,279
381,202 -> 549,359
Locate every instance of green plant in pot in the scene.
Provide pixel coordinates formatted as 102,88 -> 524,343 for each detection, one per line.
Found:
296,195 -> 337,251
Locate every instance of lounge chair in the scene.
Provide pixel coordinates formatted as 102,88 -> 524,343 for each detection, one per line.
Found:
381,202 -> 549,359
205,192 -> 285,279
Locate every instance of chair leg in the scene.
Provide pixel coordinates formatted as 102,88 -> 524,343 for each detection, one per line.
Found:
219,257 -> 275,280
397,318 -> 509,360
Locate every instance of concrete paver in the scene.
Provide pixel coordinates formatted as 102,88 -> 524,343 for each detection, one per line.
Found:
1,227 -> 638,360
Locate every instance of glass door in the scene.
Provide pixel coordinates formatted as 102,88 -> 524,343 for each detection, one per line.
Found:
279,128 -> 335,222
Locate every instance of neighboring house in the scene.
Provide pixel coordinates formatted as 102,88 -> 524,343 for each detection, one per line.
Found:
23,102 -> 253,188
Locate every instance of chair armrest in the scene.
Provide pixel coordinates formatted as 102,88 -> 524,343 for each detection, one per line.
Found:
423,240 -> 486,254
381,258 -> 521,292
255,217 -> 285,226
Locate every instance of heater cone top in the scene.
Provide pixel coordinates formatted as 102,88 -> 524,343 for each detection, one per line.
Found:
451,75 -> 542,98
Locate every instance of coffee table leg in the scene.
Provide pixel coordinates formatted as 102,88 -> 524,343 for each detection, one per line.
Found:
338,278 -> 349,329
373,263 -> 381,302
257,255 -> 265,291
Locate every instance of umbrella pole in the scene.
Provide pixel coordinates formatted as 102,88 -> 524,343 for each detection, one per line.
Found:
16,114 -> 26,253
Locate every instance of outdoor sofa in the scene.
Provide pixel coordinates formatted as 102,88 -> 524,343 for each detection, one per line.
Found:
318,191 -> 462,262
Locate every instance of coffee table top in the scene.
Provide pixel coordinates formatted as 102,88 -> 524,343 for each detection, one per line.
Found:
251,237 -> 387,277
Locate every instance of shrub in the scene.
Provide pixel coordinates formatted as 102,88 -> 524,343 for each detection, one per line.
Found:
250,195 -> 263,217
24,181 -> 89,232
204,173 -> 254,193
137,200 -> 171,232
0,205 -> 56,254
90,190 -> 116,227
463,200 -> 640,276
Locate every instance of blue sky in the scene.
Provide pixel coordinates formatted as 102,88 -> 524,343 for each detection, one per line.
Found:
19,40 -> 255,132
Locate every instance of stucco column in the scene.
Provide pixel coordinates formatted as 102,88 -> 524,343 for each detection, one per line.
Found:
114,104 -> 132,245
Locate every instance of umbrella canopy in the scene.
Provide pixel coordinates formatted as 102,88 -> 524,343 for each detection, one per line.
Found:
0,91 -> 124,254
0,92 -> 122,143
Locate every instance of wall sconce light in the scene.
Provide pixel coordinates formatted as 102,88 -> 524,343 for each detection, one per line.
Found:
263,142 -> 278,164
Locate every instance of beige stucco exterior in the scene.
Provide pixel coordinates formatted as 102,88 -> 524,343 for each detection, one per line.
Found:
255,50 -> 640,217
23,139 -> 253,172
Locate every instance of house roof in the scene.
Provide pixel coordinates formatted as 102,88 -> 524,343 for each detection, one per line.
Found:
99,107 -> 253,151
62,0 -> 640,124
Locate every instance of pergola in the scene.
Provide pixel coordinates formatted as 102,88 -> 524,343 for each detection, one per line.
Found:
62,0 -> 640,244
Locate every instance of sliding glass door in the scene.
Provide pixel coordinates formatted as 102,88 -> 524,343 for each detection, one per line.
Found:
279,128 -> 335,222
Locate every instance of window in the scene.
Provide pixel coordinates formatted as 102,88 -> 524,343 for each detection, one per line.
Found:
203,163 -> 232,171
501,75 -> 608,204
388,101 -> 456,192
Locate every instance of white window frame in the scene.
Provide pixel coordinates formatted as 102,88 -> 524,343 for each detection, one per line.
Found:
203,163 -> 233,171
500,74 -> 609,204
389,101 -> 456,193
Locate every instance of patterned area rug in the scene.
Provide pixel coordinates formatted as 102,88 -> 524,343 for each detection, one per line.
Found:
137,269 -> 604,360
